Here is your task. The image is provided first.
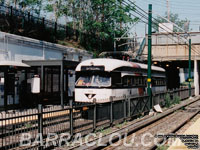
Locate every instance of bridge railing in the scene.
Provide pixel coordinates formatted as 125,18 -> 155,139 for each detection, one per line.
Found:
0,87 -> 195,149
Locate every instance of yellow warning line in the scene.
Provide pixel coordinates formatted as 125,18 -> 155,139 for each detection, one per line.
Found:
0,109 -> 80,126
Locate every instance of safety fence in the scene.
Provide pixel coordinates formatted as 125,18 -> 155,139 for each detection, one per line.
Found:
0,4 -> 78,40
0,87 -> 194,150
0,4 -> 112,52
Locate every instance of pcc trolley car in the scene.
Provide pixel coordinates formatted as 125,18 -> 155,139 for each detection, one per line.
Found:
75,58 -> 166,103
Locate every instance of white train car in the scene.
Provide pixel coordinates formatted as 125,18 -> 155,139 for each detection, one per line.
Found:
75,58 -> 166,103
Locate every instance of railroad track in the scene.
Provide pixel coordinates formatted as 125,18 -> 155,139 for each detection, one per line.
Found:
104,101 -> 200,150
66,96 -> 200,150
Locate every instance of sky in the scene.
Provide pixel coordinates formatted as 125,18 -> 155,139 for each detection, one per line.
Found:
132,0 -> 200,37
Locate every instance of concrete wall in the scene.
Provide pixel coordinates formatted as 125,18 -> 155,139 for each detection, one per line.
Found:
150,32 -> 200,45
0,31 -> 93,62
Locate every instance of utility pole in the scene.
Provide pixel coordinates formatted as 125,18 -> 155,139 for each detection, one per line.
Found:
147,4 -> 152,109
166,0 -> 170,21
189,37 -> 191,97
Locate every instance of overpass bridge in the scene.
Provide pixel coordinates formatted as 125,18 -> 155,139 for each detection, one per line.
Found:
142,32 -> 200,61
140,32 -> 200,95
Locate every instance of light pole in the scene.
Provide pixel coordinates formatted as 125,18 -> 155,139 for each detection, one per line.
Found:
147,4 -> 152,109
189,37 -> 191,97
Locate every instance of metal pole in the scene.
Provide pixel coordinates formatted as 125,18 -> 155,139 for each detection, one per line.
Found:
93,99 -> 96,131
147,4 -> 152,109
110,96 -> 113,126
38,104 -> 43,150
128,98 -> 131,118
166,0 -> 170,21
189,38 -> 191,97
124,99 -> 126,120
60,60 -> 64,108
69,99 -> 73,138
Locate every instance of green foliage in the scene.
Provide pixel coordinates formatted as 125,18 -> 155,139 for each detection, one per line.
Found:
116,123 -> 122,129
4,0 -> 138,53
115,121 -> 127,129
156,145 -> 169,150
153,12 -> 190,32
25,122 -> 32,128
45,4 -> 53,12
61,0 -> 136,52
165,94 -> 181,108
97,126 -> 105,133
44,0 -> 67,22
173,95 -> 181,104
102,128 -> 111,135
181,106 -> 186,110
164,93 -> 171,108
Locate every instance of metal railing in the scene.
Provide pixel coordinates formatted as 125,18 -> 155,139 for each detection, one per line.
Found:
0,4 -> 112,52
0,4 -> 76,39
0,87 -> 195,149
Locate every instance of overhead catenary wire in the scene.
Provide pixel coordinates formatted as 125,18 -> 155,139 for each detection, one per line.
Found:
137,0 -> 200,9
120,0 -> 200,55
129,1 -> 200,56
135,0 -> 200,31
120,1 -> 200,55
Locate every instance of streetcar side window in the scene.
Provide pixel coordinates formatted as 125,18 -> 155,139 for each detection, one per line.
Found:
139,77 -> 143,85
122,76 -> 132,87
152,77 -> 166,86
132,76 -> 146,87
134,77 -> 139,86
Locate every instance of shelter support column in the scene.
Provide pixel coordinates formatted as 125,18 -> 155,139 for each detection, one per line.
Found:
41,65 -> 44,91
60,61 -> 64,108
4,68 -> 7,108
194,59 -> 199,96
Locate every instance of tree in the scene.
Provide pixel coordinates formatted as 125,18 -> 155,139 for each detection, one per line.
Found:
3,0 -> 138,52
31,0 -> 44,17
45,0 -> 66,22
153,12 -> 190,32
78,0 -> 136,52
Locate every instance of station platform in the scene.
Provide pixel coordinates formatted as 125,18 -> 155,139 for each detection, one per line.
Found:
168,116 -> 200,150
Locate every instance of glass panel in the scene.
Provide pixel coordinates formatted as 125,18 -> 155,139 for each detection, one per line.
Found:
92,75 -> 111,87
76,76 -> 92,86
76,75 -> 111,87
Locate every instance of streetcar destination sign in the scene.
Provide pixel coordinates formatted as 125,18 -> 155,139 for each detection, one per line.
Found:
81,66 -> 105,71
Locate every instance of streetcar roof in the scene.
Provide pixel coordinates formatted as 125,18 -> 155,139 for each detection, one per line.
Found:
75,58 -> 165,72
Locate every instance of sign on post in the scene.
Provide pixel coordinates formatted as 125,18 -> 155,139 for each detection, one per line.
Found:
31,75 -> 40,93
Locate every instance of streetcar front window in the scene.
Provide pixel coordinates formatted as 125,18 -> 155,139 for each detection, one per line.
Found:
92,75 -> 111,87
76,75 -> 111,87
76,76 -> 92,86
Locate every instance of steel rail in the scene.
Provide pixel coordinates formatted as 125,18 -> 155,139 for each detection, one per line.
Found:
71,96 -> 200,150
